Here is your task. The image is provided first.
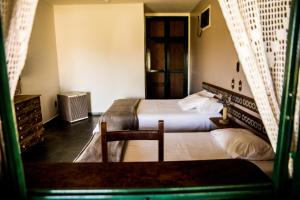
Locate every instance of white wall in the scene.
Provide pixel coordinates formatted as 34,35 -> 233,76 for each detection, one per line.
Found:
190,0 -> 253,97
21,0 -> 60,123
54,3 -> 145,113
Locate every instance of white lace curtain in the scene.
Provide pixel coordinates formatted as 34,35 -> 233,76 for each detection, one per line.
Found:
0,0 -> 38,99
218,0 -> 292,151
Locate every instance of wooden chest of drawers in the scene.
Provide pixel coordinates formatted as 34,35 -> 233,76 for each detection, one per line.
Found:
14,95 -> 44,152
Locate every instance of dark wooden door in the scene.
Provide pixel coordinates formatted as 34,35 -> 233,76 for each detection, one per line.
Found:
146,17 -> 188,99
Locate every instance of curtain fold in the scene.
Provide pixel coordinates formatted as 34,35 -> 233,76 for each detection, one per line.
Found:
218,0 -> 291,151
0,0 -> 38,99
0,0 -> 16,39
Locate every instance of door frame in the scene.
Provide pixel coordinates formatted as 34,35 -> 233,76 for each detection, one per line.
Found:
144,13 -> 191,98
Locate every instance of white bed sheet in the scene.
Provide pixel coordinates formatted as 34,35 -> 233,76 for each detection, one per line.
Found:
137,100 -> 221,132
123,132 -> 274,178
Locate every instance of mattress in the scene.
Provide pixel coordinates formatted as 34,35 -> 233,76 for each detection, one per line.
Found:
137,100 -> 221,132
123,132 -> 274,178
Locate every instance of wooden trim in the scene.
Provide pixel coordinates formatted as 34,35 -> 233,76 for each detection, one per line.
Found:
25,160 -> 271,189
106,131 -> 159,141
101,122 -> 108,163
203,82 -> 258,113
158,120 -> 164,162
228,106 -> 268,142
101,120 -> 164,162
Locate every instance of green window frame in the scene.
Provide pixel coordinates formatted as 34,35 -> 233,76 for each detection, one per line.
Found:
0,1 -> 299,199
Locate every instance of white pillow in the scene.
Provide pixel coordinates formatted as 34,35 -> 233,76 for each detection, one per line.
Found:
197,90 -> 215,98
196,98 -> 223,113
178,95 -> 209,111
210,128 -> 274,161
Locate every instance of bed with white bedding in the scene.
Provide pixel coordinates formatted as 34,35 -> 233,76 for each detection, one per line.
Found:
137,99 -> 221,132
91,98 -> 220,134
88,125 -> 274,177
137,88 -> 223,131
123,131 -> 274,178
76,81 -> 273,174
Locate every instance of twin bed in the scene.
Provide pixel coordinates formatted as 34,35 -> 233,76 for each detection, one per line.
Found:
74,82 -> 274,178
124,131 -> 274,178
137,99 -> 220,132
90,98 -> 220,135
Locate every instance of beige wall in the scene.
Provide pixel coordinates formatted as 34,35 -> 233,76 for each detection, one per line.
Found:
190,0 -> 252,97
53,3 -> 145,113
21,0 -> 60,123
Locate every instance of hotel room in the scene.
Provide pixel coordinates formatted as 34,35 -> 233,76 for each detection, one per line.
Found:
19,0 -> 255,150
0,0 -> 299,199
20,0 -> 253,123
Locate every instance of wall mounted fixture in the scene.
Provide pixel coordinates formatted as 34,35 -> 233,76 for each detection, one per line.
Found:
197,5 -> 211,37
238,80 -> 243,92
236,61 -> 240,72
231,78 -> 235,89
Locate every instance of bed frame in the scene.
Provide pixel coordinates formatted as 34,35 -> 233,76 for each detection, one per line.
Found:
202,82 -> 268,142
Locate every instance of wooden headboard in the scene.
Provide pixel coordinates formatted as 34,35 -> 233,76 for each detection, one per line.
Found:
202,82 -> 268,142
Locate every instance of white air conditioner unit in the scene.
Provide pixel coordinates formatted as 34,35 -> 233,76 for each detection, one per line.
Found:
57,91 -> 88,123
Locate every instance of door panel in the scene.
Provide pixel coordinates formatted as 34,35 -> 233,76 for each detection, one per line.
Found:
150,21 -> 164,37
146,17 -> 187,99
169,42 -> 185,71
169,73 -> 184,98
169,21 -> 185,37
146,72 -> 165,99
150,42 -> 165,71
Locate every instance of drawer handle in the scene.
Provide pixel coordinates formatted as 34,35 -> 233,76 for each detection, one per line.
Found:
20,135 -> 23,140
19,126 -> 23,130
18,117 -> 21,120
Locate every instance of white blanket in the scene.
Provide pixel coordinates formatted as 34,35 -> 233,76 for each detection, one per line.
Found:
123,132 -> 273,178
137,100 -> 221,132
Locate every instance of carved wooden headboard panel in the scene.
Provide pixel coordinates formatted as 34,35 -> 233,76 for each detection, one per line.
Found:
203,82 -> 258,113
202,82 -> 268,142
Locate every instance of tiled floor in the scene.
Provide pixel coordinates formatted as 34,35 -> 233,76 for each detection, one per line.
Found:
22,115 -> 100,162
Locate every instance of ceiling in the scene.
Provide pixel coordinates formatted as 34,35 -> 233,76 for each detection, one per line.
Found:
45,0 -> 202,13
